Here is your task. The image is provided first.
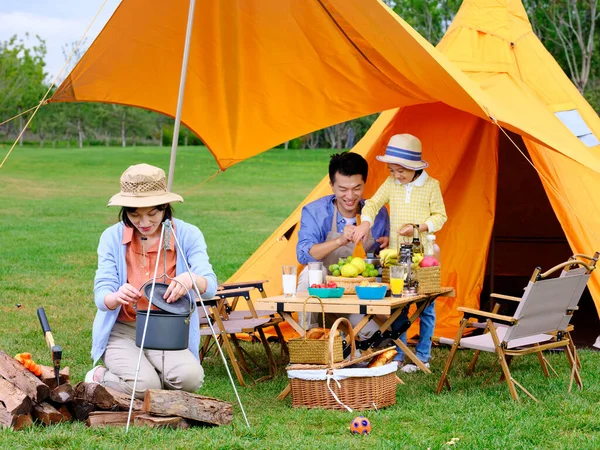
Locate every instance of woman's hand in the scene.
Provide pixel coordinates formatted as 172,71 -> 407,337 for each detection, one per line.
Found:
105,283 -> 142,310
351,222 -> 371,244
337,224 -> 356,246
164,273 -> 207,303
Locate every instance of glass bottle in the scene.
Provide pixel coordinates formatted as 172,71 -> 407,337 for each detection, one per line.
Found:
412,224 -> 423,258
427,234 -> 441,265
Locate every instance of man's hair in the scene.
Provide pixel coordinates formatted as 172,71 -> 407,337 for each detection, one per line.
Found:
328,152 -> 368,184
119,204 -> 173,228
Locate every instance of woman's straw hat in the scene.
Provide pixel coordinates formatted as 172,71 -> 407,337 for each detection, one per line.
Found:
376,134 -> 429,170
107,164 -> 183,208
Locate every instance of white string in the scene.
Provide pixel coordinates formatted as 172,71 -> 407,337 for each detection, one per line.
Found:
326,373 -> 353,412
170,220 -> 251,428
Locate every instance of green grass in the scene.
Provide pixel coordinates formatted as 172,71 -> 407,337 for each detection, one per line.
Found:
1,146 -> 600,449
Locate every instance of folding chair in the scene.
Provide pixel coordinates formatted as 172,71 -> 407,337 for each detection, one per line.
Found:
216,280 -> 289,363
436,256 -> 596,402
199,281 -> 289,386
463,252 -> 598,374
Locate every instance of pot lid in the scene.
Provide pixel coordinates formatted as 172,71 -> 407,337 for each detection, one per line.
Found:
143,282 -> 194,315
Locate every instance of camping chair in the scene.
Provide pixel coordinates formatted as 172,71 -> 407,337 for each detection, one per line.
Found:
463,252 -> 598,375
214,280 -> 289,363
436,256 -> 596,402
199,281 -> 288,386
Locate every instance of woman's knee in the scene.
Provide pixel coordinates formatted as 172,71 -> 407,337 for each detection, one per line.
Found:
132,370 -> 162,393
165,362 -> 204,392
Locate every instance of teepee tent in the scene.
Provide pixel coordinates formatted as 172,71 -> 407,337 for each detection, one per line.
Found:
228,0 -> 600,338
49,0 -> 600,337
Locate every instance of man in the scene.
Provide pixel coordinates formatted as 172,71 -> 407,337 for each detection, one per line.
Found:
296,152 -> 389,333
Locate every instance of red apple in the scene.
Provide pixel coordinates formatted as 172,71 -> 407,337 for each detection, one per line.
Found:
420,256 -> 440,267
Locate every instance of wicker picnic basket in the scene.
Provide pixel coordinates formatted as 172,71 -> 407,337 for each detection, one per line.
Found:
288,296 -> 344,364
415,266 -> 441,295
287,317 -> 397,411
325,276 -> 376,294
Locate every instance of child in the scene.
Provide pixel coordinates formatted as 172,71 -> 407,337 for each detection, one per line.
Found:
352,133 -> 447,373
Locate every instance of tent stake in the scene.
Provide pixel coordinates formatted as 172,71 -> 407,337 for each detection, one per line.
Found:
167,0 -> 197,191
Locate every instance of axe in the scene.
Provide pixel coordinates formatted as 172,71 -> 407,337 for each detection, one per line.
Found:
37,307 -> 62,386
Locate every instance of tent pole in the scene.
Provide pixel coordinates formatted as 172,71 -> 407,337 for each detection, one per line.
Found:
167,0 -> 197,191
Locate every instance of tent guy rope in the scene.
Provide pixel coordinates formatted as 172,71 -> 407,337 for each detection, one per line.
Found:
0,0 -> 110,170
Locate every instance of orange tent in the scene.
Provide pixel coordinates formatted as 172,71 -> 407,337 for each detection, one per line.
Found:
51,0 -> 600,337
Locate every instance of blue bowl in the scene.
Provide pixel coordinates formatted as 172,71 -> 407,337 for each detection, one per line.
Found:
355,285 -> 388,300
307,287 -> 345,298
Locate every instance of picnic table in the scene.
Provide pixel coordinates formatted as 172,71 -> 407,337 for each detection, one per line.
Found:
255,287 -> 456,383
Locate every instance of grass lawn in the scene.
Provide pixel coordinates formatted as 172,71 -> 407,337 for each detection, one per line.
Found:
1,145 -> 599,449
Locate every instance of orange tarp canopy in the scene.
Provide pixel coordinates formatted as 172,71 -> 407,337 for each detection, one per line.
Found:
51,0 -> 600,173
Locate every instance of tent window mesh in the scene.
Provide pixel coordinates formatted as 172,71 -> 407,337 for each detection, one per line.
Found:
554,109 -> 600,147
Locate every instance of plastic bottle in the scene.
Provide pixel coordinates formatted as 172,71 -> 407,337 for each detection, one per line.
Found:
427,234 -> 441,265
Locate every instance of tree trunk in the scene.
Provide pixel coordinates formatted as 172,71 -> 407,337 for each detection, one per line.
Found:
121,110 -> 127,147
284,140 -> 289,150
159,126 -> 164,147
184,128 -> 189,146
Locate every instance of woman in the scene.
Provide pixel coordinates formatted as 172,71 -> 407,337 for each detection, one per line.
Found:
86,163 -> 218,398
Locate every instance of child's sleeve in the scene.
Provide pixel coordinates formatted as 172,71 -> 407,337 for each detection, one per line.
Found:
361,178 -> 391,225
426,180 -> 447,233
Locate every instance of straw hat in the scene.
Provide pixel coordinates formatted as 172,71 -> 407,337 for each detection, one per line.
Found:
376,134 -> 429,170
107,164 -> 184,208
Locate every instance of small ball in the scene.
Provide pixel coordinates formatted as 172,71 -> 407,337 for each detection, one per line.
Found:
350,416 -> 371,435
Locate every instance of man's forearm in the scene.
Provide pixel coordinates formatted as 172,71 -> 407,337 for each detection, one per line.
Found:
308,237 -> 345,261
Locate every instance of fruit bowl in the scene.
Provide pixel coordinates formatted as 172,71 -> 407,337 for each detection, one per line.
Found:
307,287 -> 345,298
355,285 -> 388,300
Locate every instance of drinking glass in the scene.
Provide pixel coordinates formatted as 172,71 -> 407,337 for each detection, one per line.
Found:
307,261 -> 324,287
390,265 -> 406,297
282,265 -> 297,298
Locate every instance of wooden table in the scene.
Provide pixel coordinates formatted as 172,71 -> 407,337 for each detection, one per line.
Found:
256,287 -> 455,375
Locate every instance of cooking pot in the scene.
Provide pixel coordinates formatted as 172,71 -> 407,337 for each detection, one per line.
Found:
135,280 -> 195,351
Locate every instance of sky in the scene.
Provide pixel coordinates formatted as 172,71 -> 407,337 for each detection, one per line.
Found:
0,0 -> 121,82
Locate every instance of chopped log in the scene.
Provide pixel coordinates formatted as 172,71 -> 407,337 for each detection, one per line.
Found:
49,383 -> 74,403
0,404 -> 33,430
134,414 -> 190,429
143,390 -> 233,426
73,382 -> 143,411
0,351 -> 49,403
86,411 -> 145,428
55,404 -> 73,422
38,365 -> 70,390
32,402 -> 64,425
68,399 -> 96,422
0,377 -> 32,415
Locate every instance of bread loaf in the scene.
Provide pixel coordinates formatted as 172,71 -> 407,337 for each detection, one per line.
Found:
367,349 -> 398,368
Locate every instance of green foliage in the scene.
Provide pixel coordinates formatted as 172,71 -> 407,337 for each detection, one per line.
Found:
0,146 -> 600,447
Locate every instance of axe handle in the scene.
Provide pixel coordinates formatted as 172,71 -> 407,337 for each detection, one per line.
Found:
37,307 -> 56,348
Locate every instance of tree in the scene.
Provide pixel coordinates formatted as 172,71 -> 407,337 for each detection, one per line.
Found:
527,0 -> 599,95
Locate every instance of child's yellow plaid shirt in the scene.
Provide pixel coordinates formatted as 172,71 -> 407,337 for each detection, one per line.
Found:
361,171 -> 447,250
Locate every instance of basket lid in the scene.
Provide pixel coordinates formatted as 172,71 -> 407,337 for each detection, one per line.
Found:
142,282 -> 194,315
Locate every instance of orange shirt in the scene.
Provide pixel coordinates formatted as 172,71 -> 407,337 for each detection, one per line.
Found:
118,225 -> 177,322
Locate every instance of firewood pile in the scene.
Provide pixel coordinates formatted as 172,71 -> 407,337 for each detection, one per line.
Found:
0,351 -> 233,430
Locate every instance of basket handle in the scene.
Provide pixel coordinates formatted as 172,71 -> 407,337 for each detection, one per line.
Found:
302,295 -> 326,339
328,317 -> 355,366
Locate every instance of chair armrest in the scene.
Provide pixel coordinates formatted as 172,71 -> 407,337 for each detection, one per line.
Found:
214,287 -> 252,300
490,293 -> 521,303
457,307 -> 517,326
219,280 -> 268,291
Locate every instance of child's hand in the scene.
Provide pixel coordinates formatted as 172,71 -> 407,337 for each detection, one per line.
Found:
352,222 -> 371,243
398,223 -> 414,236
